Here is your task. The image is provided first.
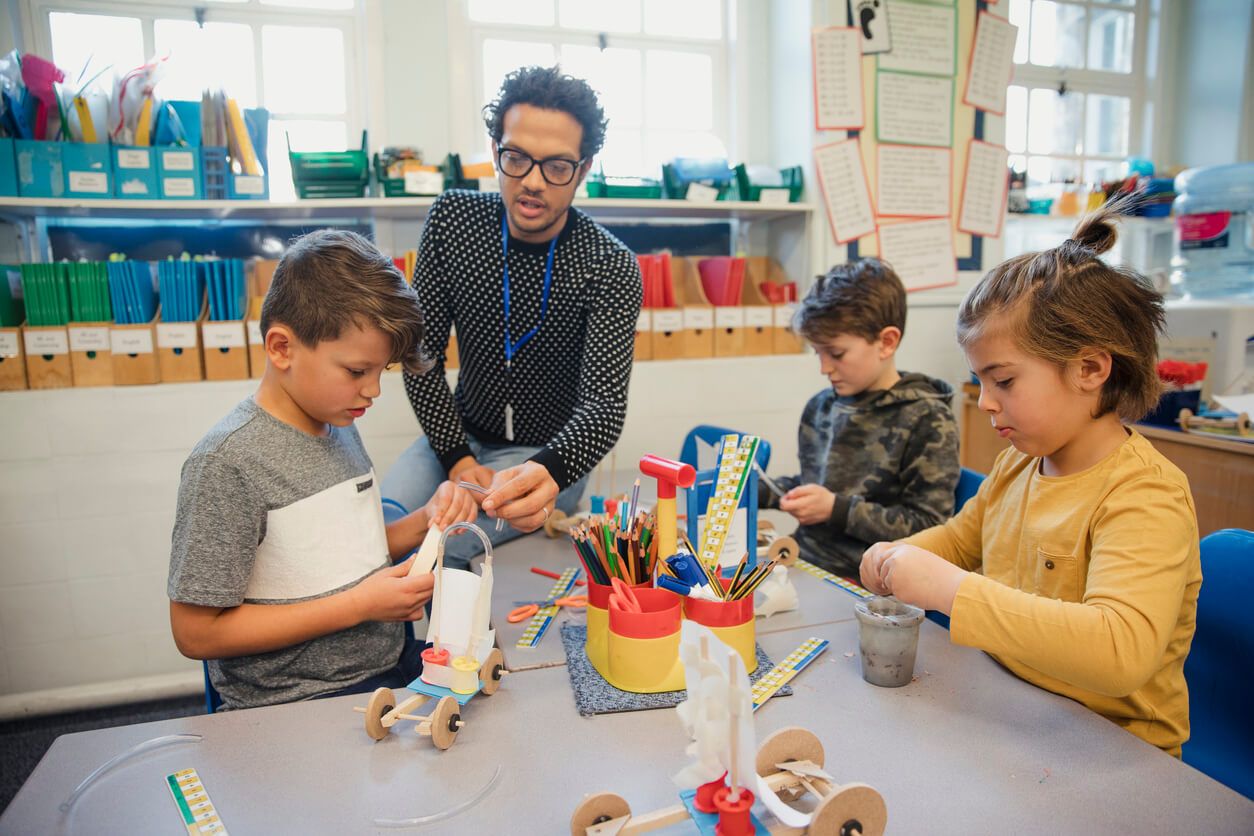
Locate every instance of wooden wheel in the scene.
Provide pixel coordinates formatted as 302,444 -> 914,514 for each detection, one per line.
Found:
768,535 -> 799,567
429,696 -> 461,750
479,647 -> 506,696
544,508 -> 569,538
1177,408 -> 1195,432
808,783 -> 887,836
755,726 -> 825,776
363,687 -> 396,741
570,792 -> 631,835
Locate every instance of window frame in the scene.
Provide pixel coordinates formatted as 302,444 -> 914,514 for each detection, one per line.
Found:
454,0 -> 735,175
1005,0 -> 1159,185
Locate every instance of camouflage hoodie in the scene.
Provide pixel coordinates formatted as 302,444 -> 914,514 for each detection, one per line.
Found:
762,372 -> 960,577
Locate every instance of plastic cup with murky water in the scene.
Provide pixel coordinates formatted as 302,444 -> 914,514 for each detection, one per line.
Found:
854,596 -> 925,687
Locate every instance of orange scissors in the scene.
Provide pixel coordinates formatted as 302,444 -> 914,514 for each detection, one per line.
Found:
507,595 -> 588,623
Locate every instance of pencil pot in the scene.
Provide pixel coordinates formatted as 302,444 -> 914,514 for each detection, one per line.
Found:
682,579 -> 757,674
585,578 -> 652,674
602,587 -> 685,693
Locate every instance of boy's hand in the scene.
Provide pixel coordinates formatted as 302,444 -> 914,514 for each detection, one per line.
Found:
422,481 -> 479,530
449,456 -> 495,493
351,558 -> 435,622
779,484 -> 836,526
877,544 -> 966,614
860,541 -> 896,595
482,461 -> 558,533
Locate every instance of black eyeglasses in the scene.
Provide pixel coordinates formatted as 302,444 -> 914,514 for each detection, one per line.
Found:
496,147 -> 584,186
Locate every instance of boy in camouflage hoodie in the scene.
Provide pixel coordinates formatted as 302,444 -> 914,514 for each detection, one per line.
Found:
762,258 -> 959,577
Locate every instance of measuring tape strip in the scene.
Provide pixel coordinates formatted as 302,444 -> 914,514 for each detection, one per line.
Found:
515,567 -> 581,648
698,435 -> 760,567
795,559 -> 873,599
751,637 -> 830,711
167,768 -> 228,835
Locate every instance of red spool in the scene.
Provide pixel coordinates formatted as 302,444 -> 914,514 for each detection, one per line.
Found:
421,647 -> 450,667
712,785 -> 755,836
693,772 -> 727,813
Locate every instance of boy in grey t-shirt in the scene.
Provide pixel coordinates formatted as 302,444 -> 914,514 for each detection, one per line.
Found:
168,230 -> 478,710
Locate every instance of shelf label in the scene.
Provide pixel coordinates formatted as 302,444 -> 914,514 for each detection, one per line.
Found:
636,310 -> 651,332
24,329 -> 68,355
247,320 -> 263,345
161,150 -> 196,171
0,331 -> 19,358
744,306 -> 773,327
683,307 -> 714,330
163,178 -> 196,198
714,307 -> 745,328
476,177 -> 499,193
773,303 -> 797,329
685,182 -> 720,203
404,171 -> 444,195
69,326 -> 110,352
157,323 -> 199,349
233,175 -> 265,195
111,327 -> 154,355
117,149 -> 151,169
68,171 -> 109,194
759,188 -> 791,205
652,310 -> 683,332
202,322 -> 246,349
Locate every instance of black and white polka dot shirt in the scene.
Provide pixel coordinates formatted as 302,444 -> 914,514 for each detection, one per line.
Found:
403,190 -> 643,490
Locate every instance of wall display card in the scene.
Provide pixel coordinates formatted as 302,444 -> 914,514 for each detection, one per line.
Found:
958,140 -> 1010,238
876,0 -> 957,77
877,145 -> 952,217
964,11 -> 1018,114
848,0 -> 892,54
876,71 -> 953,147
814,139 -> 877,244
812,27 -> 865,130
878,218 -> 958,291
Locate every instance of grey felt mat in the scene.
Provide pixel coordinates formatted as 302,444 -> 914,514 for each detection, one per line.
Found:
560,624 -> 792,716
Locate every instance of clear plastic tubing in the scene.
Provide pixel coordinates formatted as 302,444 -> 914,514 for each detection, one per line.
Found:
59,733 -> 203,813
373,764 -> 504,828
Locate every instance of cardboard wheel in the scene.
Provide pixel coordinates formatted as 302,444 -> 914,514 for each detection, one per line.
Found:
429,696 -> 460,750
808,783 -> 887,836
544,508 -> 568,538
363,687 -> 396,741
755,726 -> 825,776
769,535 -> 799,567
570,792 -> 631,835
480,647 -> 505,695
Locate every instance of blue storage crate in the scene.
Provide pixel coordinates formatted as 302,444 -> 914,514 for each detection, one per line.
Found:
156,147 -> 202,199
15,140 -> 64,198
0,138 -> 17,196
62,143 -> 111,198
112,146 -> 158,199
202,145 -> 269,200
201,146 -> 228,199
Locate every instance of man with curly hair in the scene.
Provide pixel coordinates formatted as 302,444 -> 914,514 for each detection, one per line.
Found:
382,66 -> 643,567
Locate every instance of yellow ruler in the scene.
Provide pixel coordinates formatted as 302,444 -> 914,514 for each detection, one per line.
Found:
795,559 -> 872,599
515,567 -> 580,649
751,636 -> 829,710
167,768 -> 227,835
697,434 -> 760,568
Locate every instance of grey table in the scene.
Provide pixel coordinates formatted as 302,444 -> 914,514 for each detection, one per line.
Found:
4,532 -> 1251,835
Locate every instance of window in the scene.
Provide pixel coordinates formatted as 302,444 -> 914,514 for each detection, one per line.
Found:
33,0 -> 360,200
465,0 -> 729,177
1002,0 -> 1158,190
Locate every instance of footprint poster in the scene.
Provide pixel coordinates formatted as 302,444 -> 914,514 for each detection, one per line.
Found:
849,0 -> 892,54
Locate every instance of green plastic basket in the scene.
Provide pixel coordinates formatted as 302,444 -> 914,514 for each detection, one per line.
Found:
731,164 -> 804,202
585,173 -> 663,199
290,130 -> 369,199
373,153 -> 452,197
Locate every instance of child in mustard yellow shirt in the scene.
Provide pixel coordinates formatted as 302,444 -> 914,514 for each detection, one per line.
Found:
859,204 -> 1201,755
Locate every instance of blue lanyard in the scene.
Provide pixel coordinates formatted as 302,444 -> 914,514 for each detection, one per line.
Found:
501,212 -> 556,365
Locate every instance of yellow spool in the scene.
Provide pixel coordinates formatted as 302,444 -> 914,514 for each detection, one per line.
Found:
450,656 -> 479,695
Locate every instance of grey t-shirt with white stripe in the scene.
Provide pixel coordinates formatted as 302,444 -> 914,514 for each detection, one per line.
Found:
169,397 -> 402,710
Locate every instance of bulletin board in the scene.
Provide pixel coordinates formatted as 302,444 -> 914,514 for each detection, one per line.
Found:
814,0 -> 1014,289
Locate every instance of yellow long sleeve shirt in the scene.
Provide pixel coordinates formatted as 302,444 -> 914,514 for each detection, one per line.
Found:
904,429 -> 1201,755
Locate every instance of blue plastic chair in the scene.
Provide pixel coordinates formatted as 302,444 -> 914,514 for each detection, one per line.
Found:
927,468 -> 986,630
203,662 -> 222,714
679,424 -> 771,473
679,426 -> 772,571
1183,528 -> 1254,798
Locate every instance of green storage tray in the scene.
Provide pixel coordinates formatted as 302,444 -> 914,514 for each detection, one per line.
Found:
290,130 -> 369,198
374,153 -> 452,197
585,173 -> 663,199
661,162 -> 733,200
732,164 -> 804,202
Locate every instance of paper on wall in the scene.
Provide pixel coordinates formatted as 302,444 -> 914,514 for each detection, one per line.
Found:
814,139 -> 877,244
877,145 -> 952,217
878,218 -> 958,291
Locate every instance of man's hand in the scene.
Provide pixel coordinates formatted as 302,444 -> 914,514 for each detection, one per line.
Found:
779,484 -> 837,526
349,558 -> 436,622
449,456 -> 495,494
421,481 -> 479,530
481,461 -> 558,533
875,544 -> 966,614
